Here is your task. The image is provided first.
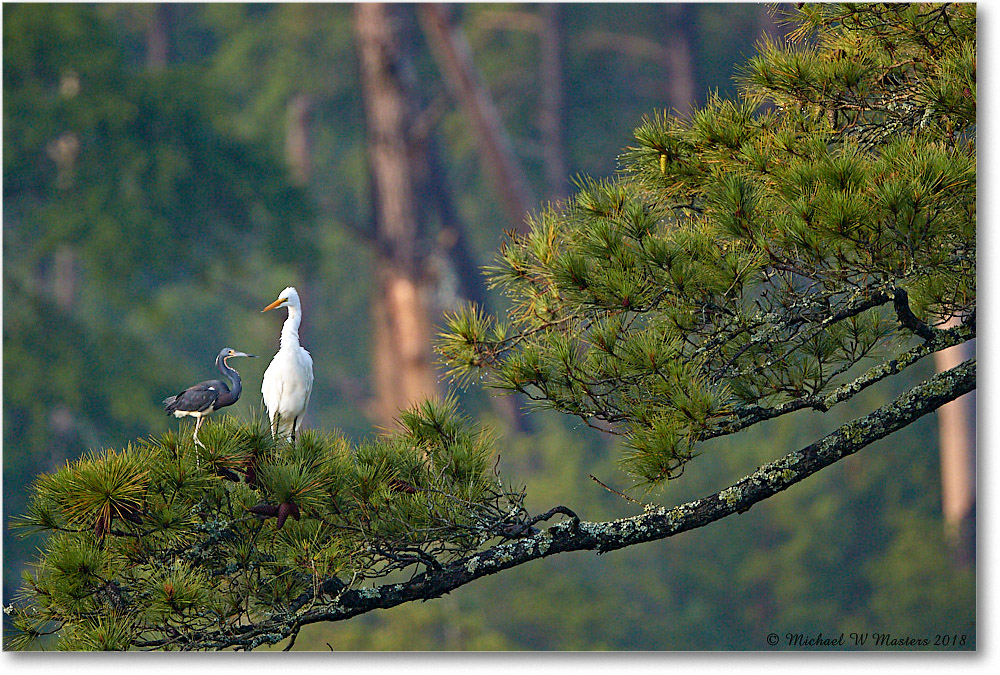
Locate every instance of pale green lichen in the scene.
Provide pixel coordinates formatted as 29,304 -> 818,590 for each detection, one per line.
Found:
760,469 -> 790,486
719,486 -> 743,506
355,586 -> 379,599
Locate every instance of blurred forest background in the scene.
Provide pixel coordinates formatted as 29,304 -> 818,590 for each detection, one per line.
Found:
3,3 -> 974,650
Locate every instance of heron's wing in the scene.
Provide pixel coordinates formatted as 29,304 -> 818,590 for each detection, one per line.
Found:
165,380 -> 227,414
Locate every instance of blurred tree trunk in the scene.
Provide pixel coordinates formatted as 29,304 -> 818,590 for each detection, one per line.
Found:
51,244 -> 78,311
661,4 -> 696,113
285,93 -> 313,187
419,132 -> 529,433
419,3 -> 536,233
355,3 -> 438,426
146,4 -> 172,70
934,318 -> 976,567
470,4 -> 569,201
539,4 -> 569,201
415,133 -> 489,312
577,26 -> 692,111
47,78 -> 81,313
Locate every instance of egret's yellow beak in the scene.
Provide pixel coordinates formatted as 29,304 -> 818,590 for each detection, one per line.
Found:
262,297 -> 286,313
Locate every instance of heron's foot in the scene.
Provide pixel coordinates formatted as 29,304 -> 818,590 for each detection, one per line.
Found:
194,435 -> 206,469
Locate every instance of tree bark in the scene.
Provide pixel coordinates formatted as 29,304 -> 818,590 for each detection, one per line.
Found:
355,3 -> 439,425
419,3 -> 536,233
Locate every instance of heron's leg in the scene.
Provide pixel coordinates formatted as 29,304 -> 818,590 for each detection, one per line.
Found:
193,415 -> 206,454
291,417 -> 299,444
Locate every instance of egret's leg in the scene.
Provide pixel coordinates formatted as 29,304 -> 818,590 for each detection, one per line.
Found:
271,413 -> 281,441
291,417 -> 299,444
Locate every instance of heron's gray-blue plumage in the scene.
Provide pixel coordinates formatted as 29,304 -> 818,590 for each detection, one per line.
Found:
163,378 -> 233,415
165,348 -> 255,446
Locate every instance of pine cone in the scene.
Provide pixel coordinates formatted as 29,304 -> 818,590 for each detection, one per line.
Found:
217,467 -> 241,482
248,503 -> 279,518
276,502 -> 292,529
243,463 -> 258,487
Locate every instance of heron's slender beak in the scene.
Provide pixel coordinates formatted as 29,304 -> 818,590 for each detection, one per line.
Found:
262,297 -> 285,313
234,351 -> 256,358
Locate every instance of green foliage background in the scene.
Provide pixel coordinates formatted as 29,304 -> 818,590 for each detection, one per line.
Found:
3,3 -> 973,649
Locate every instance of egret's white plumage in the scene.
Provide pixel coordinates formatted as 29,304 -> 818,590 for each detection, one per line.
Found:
261,287 -> 314,442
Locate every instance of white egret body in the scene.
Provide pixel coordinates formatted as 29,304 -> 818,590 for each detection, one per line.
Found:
261,287 -> 314,442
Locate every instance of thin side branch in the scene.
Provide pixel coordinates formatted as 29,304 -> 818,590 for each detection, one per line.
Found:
710,316 -> 975,437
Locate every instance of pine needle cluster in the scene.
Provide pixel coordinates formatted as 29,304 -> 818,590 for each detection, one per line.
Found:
6,402 -> 527,650
438,3 -> 975,485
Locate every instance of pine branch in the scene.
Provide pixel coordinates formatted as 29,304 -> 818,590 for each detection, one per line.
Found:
137,357 -> 974,650
706,315 -> 974,438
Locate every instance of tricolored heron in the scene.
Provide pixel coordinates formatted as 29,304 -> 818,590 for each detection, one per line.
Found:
261,286 -> 314,442
164,347 -> 256,447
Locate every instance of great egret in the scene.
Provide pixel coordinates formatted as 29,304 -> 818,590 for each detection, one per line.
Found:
261,286 -> 314,442
164,347 -> 256,447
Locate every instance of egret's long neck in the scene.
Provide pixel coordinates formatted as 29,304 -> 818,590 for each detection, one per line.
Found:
280,305 -> 302,349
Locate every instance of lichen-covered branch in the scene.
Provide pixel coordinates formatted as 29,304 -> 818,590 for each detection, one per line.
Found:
150,357 -> 974,650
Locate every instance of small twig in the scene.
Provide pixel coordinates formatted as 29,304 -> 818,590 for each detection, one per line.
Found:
282,622 -> 301,651
501,505 -> 580,538
373,543 -> 443,572
537,505 -> 580,533
589,474 -> 644,506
